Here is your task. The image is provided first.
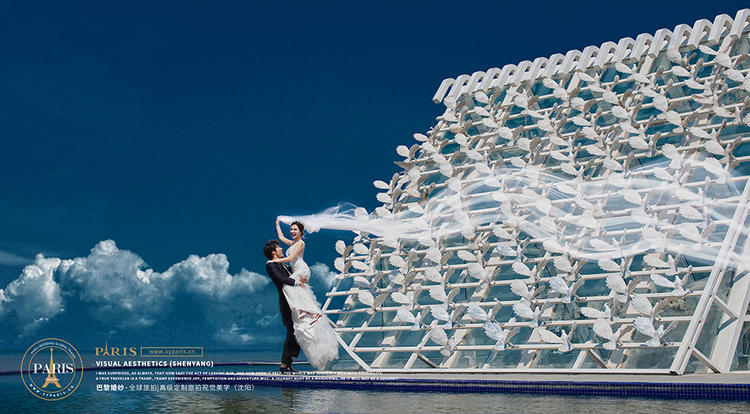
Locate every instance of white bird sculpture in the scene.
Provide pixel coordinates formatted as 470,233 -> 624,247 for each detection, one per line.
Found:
334,257 -> 345,273
457,250 -> 477,261
428,321 -> 462,356
353,276 -> 371,289
512,302 -> 542,327
643,253 -> 677,275
510,279 -> 538,303
650,273 -> 688,296
358,290 -> 374,307
598,258 -> 625,273
483,319 -> 520,351
396,145 -> 411,159
512,260 -> 533,278
424,267 -> 443,284
395,307 -> 422,331
630,295 -> 664,322
537,327 -> 574,353
351,260 -> 369,271
593,319 -> 633,350
391,290 -> 415,308
634,316 -> 676,347
606,273 -> 636,303
430,304 -> 453,327
425,246 -> 442,264
335,240 -> 348,255
428,285 -> 447,302
389,255 -> 407,269
552,255 -> 574,273
580,303 -> 613,320
353,243 -> 370,255
388,271 -> 405,286
473,90 -> 490,104
466,303 -> 489,321
548,275 -> 584,304
467,262 -> 492,284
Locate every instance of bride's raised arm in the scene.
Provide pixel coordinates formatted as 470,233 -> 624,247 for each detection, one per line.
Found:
276,218 -> 294,246
271,239 -> 305,264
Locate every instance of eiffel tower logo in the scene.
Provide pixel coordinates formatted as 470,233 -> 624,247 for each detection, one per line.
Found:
41,348 -> 61,389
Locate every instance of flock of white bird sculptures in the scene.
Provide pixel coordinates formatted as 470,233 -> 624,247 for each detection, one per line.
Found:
283,11 -> 750,370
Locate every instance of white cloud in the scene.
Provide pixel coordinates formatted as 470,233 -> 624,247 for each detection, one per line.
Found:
158,253 -> 268,300
310,262 -> 338,288
57,240 -> 162,327
0,240 -> 274,344
213,323 -> 257,345
257,314 -> 276,327
0,254 -> 62,329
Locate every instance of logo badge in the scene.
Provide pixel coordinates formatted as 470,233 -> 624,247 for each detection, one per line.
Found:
20,338 -> 83,400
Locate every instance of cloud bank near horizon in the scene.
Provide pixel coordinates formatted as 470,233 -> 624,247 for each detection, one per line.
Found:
0,240 -> 337,348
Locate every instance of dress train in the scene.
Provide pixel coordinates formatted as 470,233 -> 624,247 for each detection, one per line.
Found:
282,243 -> 338,370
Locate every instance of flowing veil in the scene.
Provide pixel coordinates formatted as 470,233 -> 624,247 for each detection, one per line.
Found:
279,160 -> 749,271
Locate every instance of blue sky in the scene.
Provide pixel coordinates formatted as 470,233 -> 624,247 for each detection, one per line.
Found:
0,1 -> 746,350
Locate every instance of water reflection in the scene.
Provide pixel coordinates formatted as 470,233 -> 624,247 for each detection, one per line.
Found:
4,380 -> 750,413
289,388 -> 750,414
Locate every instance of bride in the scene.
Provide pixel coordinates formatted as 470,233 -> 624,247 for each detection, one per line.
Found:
269,218 -> 339,370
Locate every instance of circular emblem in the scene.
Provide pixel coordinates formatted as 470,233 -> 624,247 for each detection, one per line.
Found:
20,338 -> 83,401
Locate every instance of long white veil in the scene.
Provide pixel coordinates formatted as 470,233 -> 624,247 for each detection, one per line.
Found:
280,156 -> 749,271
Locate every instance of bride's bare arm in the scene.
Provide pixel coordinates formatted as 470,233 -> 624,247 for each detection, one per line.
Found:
276,218 -> 293,246
271,240 -> 305,264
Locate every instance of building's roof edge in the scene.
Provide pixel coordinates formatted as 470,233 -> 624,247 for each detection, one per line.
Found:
433,9 -> 750,104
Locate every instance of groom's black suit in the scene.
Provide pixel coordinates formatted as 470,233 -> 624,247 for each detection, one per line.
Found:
266,262 -> 300,365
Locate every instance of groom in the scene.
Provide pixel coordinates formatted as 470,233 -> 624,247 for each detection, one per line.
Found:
264,239 -> 307,374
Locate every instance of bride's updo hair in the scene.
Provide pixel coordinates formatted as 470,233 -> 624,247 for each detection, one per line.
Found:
291,221 -> 305,236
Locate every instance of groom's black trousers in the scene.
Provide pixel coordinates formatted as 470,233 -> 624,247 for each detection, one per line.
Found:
280,298 -> 301,365
266,262 -> 300,365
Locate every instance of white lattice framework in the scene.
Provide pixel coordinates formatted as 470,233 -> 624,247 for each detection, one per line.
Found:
322,9 -> 750,374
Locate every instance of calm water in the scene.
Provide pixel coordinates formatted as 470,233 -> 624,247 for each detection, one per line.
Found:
2,351 -> 749,413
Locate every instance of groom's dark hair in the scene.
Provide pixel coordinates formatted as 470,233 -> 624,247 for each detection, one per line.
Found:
264,240 -> 279,260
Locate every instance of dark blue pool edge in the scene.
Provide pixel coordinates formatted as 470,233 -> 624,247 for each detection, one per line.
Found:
175,374 -> 750,400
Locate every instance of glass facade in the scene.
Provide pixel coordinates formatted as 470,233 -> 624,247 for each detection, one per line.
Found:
324,10 -> 750,374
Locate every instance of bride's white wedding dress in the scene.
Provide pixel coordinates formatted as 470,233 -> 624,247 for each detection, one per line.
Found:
282,240 -> 339,370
